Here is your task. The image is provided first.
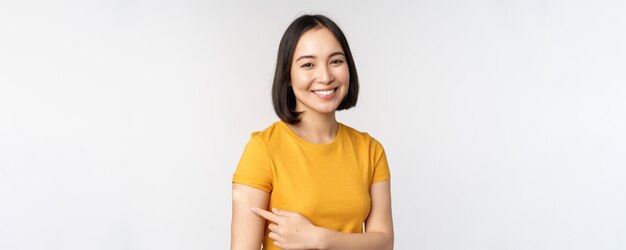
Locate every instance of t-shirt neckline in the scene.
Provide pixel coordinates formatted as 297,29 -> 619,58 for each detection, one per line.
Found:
278,121 -> 344,150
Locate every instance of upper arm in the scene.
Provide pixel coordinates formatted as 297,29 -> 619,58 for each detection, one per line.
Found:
231,183 -> 270,250
364,180 -> 394,244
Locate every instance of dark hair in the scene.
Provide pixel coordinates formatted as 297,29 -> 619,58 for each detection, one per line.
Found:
272,14 -> 359,124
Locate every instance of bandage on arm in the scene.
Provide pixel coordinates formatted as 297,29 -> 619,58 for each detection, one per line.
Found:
230,183 -> 270,250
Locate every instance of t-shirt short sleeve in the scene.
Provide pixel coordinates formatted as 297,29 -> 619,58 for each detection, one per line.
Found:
371,139 -> 391,183
232,132 -> 273,193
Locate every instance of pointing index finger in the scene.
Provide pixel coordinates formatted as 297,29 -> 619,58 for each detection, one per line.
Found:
251,207 -> 282,224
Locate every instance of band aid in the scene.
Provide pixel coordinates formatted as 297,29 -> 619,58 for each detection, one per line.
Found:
232,189 -> 250,203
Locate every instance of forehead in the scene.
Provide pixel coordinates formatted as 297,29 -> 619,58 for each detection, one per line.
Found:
293,27 -> 343,56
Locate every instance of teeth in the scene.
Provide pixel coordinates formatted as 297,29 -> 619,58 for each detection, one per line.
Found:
313,88 -> 335,96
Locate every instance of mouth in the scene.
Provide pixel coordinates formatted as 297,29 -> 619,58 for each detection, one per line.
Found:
311,87 -> 338,97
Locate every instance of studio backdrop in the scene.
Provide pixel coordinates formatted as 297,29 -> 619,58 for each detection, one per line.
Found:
0,0 -> 625,249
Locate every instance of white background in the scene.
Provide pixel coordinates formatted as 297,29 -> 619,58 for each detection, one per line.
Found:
1,0 -> 625,249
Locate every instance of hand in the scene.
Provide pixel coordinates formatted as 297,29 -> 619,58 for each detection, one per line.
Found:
250,207 -> 325,250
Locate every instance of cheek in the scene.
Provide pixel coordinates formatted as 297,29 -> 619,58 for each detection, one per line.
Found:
338,67 -> 350,86
291,74 -> 315,91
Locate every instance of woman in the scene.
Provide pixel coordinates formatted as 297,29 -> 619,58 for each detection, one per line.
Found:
231,14 -> 394,250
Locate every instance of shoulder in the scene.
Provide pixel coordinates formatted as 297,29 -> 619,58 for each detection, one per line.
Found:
341,123 -> 386,149
247,121 -> 284,143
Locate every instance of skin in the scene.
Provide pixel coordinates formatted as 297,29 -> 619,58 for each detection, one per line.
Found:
286,27 -> 350,144
231,27 -> 394,250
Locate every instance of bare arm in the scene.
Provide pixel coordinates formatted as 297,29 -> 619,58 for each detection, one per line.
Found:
230,183 -> 270,250
320,180 -> 394,249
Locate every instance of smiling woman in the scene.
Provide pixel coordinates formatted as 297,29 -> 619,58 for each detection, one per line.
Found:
231,14 -> 394,250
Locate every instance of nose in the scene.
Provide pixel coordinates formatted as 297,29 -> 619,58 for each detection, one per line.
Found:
316,65 -> 334,85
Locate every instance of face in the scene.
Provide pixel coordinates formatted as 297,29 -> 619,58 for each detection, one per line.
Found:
290,27 -> 350,116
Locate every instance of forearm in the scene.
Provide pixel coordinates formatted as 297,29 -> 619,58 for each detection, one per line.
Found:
318,227 -> 393,250
231,184 -> 269,250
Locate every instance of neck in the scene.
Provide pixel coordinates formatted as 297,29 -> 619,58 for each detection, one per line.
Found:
288,111 -> 339,144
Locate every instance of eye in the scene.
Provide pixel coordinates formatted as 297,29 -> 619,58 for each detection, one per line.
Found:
301,63 -> 314,68
331,59 -> 344,65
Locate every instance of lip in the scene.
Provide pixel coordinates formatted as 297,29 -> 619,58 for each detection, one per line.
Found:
311,87 -> 338,100
311,87 -> 338,91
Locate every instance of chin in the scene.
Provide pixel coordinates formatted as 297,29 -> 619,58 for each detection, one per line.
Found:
314,106 -> 339,114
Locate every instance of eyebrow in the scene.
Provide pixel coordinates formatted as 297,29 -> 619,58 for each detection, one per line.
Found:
295,51 -> 345,62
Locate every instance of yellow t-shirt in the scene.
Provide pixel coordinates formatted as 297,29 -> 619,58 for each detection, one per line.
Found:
232,121 -> 391,249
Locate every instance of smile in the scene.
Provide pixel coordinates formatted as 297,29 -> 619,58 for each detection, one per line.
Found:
312,87 -> 337,97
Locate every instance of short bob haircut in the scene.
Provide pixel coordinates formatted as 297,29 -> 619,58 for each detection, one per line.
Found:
272,14 -> 359,124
